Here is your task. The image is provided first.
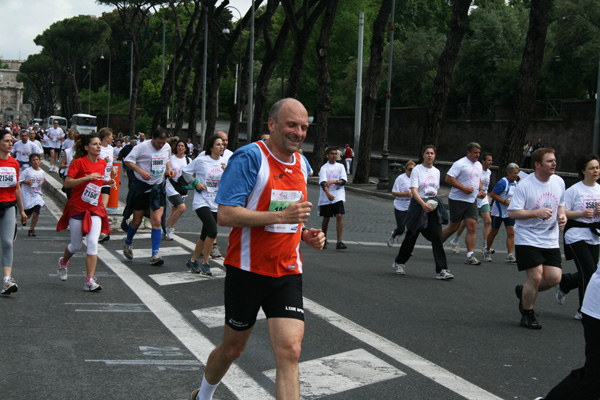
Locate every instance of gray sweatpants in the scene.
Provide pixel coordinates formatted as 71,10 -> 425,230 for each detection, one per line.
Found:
0,206 -> 16,267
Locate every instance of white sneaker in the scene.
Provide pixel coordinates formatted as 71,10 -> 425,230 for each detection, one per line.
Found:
574,311 -> 583,320
143,217 -> 152,230
387,231 -> 395,247
392,262 -> 406,275
57,257 -> 69,281
450,238 -> 459,254
483,249 -> 492,262
122,238 -> 133,260
210,244 -> 222,258
84,277 -> 102,292
465,255 -> 481,265
555,285 -> 566,305
505,253 -> 517,263
164,227 -> 175,241
436,269 -> 454,280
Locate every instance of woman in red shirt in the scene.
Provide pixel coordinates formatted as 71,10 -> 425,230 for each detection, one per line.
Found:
56,134 -> 114,291
0,131 -> 27,295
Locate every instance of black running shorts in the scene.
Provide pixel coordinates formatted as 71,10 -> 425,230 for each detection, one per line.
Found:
224,265 -> 304,331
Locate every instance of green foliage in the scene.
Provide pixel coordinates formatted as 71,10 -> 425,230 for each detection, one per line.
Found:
452,2 -> 529,104
383,28 -> 446,107
538,0 -> 600,99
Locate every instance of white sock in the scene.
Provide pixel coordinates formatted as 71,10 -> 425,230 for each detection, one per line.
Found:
198,374 -> 219,400
3,276 -> 10,283
467,251 -> 473,258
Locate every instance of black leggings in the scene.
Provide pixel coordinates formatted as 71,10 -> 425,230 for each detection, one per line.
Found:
560,241 -> 599,310
195,207 -> 218,241
395,211 -> 447,273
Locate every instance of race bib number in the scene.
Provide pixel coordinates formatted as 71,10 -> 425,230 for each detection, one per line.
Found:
266,190 -> 303,233
151,153 -> 167,176
0,167 -> 17,188
31,177 -> 44,193
205,178 -> 219,193
81,182 -> 101,206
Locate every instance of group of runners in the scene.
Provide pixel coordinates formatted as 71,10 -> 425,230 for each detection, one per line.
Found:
3,100 -> 599,398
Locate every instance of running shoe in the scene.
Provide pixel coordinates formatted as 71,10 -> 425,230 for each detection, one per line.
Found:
84,277 -> 102,292
164,227 -> 175,241
98,233 -> 110,243
210,244 -> 222,258
143,217 -> 152,230
186,259 -> 201,274
520,312 -> 542,329
122,238 -> 133,260
150,254 -> 164,266
392,262 -> 405,275
387,231 -> 395,247
574,311 -> 583,320
336,241 -> 347,250
28,230 -> 36,237
189,388 -> 200,400
483,249 -> 492,262
465,255 -> 481,265
57,257 -> 69,281
1,277 -> 18,295
200,262 -> 212,276
555,285 -> 566,305
323,240 -> 328,249
505,253 -> 516,263
450,237 -> 459,254
435,269 -> 454,280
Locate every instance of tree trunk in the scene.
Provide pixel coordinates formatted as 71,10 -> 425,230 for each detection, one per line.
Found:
312,0 -> 338,172
420,0 -> 472,152
187,53 -> 203,143
499,0 -> 553,175
283,0 -> 328,100
252,20 -> 290,141
353,0 -> 393,184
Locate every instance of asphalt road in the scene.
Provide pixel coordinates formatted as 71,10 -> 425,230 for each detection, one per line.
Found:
0,166 -> 586,400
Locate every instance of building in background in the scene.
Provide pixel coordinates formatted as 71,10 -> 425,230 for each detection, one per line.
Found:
0,59 -> 28,123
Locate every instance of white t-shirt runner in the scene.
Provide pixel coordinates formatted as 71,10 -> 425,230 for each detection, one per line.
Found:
46,127 -> 64,149
100,144 -> 114,187
410,164 -> 440,199
508,173 -> 565,248
447,156 -> 482,203
392,173 -> 411,211
12,140 -> 39,163
564,181 -> 600,246
478,168 -> 492,207
19,167 -> 45,210
124,139 -> 172,186
318,161 -> 347,206
182,155 -> 224,212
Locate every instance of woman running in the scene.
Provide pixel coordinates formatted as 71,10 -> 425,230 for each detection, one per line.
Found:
556,154 -> 600,319
183,135 -> 225,276
19,153 -> 46,237
392,145 -> 452,279
164,140 -> 191,240
387,160 -> 415,247
0,130 -> 28,295
56,134 -> 114,291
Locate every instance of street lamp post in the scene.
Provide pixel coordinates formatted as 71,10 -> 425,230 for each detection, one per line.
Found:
247,0 -> 255,140
200,8 -> 208,147
593,59 -> 600,155
377,0 -> 395,190
107,52 -> 111,126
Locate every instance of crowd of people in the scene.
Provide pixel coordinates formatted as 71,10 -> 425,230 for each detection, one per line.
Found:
2,111 -> 599,399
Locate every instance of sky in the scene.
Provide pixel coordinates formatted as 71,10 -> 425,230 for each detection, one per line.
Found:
1,0 -> 252,62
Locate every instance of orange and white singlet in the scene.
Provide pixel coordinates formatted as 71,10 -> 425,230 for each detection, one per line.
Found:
219,141 -> 309,277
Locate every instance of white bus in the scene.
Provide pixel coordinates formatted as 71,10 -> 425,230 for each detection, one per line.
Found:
70,114 -> 97,135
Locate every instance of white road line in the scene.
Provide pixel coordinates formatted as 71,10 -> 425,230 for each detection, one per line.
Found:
303,298 -> 503,400
86,359 -> 201,366
97,248 -> 272,399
